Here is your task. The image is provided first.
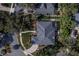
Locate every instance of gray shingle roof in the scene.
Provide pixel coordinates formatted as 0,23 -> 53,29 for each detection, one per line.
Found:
35,3 -> 54,15
5,33 -> 25,56
14,5 -> 23,13
32,21 -> 56,45
75,13 -> 79,22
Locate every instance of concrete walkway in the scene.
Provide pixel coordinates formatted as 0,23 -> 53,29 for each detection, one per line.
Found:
20,31 -> 38,56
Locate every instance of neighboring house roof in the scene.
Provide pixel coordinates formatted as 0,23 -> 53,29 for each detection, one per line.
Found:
32,21 -> 57,45
14,5 -> 23,13
70,26 -> 79,44
0,33 -> 13,48
0,33 -> 25,56
75,13 -> 79,23
34,3 -> 55,15
5,33 -> 25,56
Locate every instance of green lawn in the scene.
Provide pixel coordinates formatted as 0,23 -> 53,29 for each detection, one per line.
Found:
22,32 -> 32,49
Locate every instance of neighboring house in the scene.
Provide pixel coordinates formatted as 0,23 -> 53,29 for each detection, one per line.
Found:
34,3 -> 55,15
0,33 -> 13,48
70,13 -> 79,44
70,29 -> 78,44
14,4 -> 24,14
14,4 -> 30,14
6,33 -> 25,56
75,13 -> 79,23
32,21 -> 58,45
0,33 -> 25,56
72,13 -> 79,38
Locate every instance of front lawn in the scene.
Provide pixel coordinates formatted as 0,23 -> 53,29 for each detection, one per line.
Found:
22,32 -> 32,49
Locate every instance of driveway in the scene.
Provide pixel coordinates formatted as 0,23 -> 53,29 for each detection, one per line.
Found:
20,31 -> 38,56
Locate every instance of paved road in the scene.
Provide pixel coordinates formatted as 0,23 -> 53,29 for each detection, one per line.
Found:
0,4 -> 14,13
20,31 -> 38,56
0,3 -> 31,14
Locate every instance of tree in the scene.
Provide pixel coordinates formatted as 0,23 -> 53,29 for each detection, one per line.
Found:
1,49 -> 7,55
0,11 -> 13,33
59,4 -> 77,46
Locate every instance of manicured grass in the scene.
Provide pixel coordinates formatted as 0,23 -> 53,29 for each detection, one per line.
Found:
22,32 -> 32,49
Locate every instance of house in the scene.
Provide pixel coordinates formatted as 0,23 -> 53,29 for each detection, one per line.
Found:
0,33 -> 25,56
75,13 -> 79,23
0,33 -> 13,48
70,13 -> 79,44
34,3 -> 55,15
14,4 -> 24,14
32,21 -> 58,45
